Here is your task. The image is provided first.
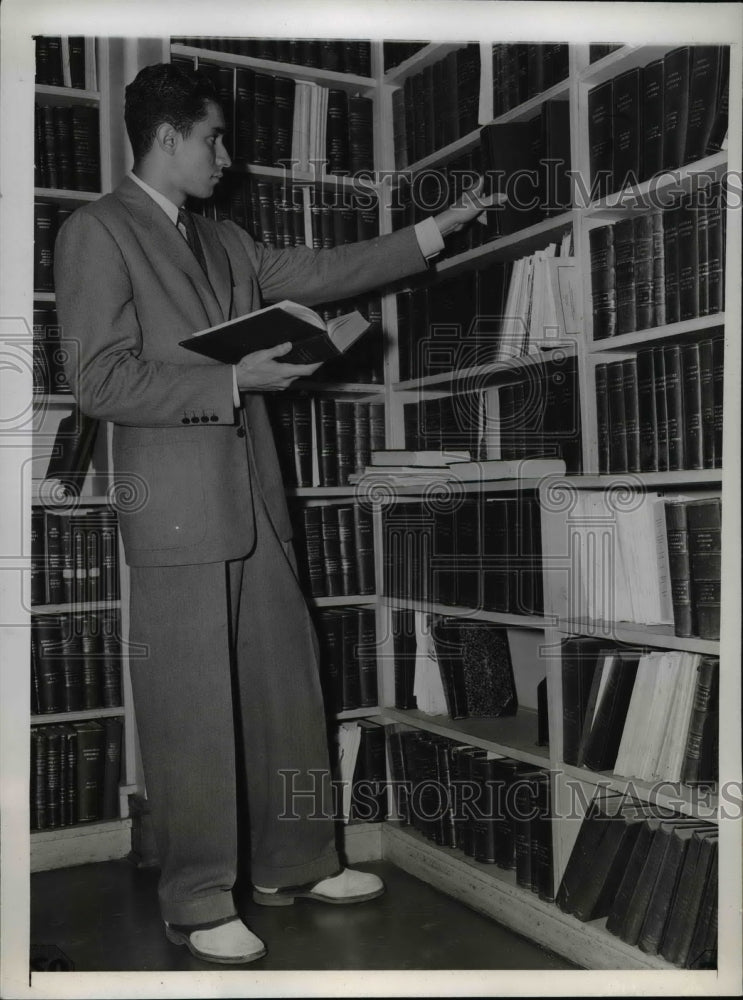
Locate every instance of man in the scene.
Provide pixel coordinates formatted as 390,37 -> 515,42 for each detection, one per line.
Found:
54,61 -> 492,965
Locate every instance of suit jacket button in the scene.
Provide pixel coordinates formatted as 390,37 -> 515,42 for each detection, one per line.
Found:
236,426 -> 246,437
200,415 -> 209,423
210,415 -> 219,422
190,416 -> 199,423
181,417 -> 190,424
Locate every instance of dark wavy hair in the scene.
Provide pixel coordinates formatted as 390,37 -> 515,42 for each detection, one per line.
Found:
124,62 -> 218,161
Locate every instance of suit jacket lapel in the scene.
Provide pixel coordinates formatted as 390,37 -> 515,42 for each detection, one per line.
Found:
113,177 -> 227,329
194,215 -> 233,321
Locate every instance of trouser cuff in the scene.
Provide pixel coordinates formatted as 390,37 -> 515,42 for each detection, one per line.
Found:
160,890 -> 237,927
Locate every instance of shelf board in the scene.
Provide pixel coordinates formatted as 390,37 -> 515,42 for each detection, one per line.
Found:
556,618 -> 720,655
366,479 -> 551,497
552,471 -> 723,489
32,600 -> 122,614
227,161 -> 380,190
32,393 -> 75,405
171,43 -> 376,90
31,486 -> 112,506
584,151 -> 727,214
311,595 -> 377,608
490,77 -> 571,125
383,43 -> 462,85
589,314 -> 725,352
288,486 -> 367,498
559,763 -> 719,819
431,212 -> 576,278
34,187 -> 101,202
35,84 -> 101,106
382,823 -> 675,970
394,344 -> 578,391
334,706 -> 381,722
34,292 -> 56,303
32,707 -> 124,725
382,706 -> 549,766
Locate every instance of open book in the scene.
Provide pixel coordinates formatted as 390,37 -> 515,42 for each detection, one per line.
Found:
179,300 -> 370,365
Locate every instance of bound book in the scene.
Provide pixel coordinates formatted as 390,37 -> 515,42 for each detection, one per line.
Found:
180,300 -> 371,366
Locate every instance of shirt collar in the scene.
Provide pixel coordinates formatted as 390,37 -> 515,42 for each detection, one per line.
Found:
128,171 -> 181,226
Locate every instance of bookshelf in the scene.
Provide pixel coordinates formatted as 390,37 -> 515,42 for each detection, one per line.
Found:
18,28 -> 738,975
30,36 -> 137,873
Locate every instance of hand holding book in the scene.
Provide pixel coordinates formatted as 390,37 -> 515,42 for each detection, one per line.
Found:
433,175 -> 506,237
234,341 -> 321,391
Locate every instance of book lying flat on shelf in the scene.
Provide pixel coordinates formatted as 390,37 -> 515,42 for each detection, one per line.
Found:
370,450 -> 471,467
350,457 -> 565,485
179,300 -> 370,365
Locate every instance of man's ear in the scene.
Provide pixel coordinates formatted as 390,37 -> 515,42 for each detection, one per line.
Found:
155,122 -> 179,156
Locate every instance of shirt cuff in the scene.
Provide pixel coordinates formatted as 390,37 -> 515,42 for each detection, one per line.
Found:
414,217 -> 445,261
232,366 -> 240,407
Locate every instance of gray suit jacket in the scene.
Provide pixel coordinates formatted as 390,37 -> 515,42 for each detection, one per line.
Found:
54,176 -> 428,566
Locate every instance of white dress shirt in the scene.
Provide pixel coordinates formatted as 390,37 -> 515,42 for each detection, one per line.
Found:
129,171 -> 444,406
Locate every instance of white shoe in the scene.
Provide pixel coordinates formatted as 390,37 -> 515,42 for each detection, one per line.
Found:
165,917 -> 266,964
253,867 -> 385,906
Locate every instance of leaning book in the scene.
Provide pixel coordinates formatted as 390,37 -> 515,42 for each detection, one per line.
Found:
179,300 -> 370,365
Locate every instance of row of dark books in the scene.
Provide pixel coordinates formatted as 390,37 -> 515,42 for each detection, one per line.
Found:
172,37 -> 373,76
402,362 -> 583,475
561,638 -> 718,783
292,503 -> 375,599
267,397 -> 385,489
315,606 -> 378,713
596,335 -> 724,474
33,308 -> 71,395
34,103 -> 101,192
383,41 -> 429,72
31,505 -> 119,608
34,201 -> 75,292
480,100 -> 571,236
35,36 -> 97,90
30,717 -> 122,830
388,726 -> 554,896
198,176 -> 380,250
666,498 -> 721,641
333,719 -> 387,823
589,184 -> 726,339
491,44 -> 570,117
382,494 -> 544,616
391,44 -> 480,168
557,796 -> 717,967
31,610 -> 123,715
589,46 -> 729,198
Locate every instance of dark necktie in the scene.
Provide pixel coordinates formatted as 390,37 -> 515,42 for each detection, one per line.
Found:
177,206 -> 208,275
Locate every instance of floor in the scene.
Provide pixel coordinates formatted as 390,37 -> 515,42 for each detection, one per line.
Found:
30,858 -> 579,972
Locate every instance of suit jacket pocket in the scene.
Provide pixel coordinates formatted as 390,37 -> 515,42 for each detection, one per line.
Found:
114,440 -> 207,553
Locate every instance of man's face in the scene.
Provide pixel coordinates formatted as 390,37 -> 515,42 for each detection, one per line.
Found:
171,100 -> 231,200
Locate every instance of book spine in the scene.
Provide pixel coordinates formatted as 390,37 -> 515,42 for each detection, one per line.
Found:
607,360 -> 628,473
612,69 -> 642,188
101,609 -> 122,708
316,398 -> 338,487
681,343 -> 703,470
687,499 -> 722,640
684,47 -> 722,162
337,506 -> 359,596
641,60 -> 665,181
663,203 -> 681,325
677,199 -> 700,322
663,344 -> 685,471
321,505 -> 343,598
595,364 -> 610,473
665,502 -> 694,637
74,722 -> 104,822
589,226 -> 616,339
588,82 -> 614,200
662,48 -> 691,170
681,657 -> 719,784
100,716 -> 123,820
622,358 -> 641,473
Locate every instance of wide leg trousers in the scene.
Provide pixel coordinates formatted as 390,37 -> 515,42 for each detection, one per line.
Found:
129,490 -> 340,925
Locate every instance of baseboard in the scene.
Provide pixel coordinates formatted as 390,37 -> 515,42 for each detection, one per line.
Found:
31,819 -> 132,873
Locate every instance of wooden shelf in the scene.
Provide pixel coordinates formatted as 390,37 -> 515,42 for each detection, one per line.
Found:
311,595 -> 377,608
382,823 -> 675,970
34,187 -> 101,202
34,84 -> 100,106
490,77 -> 571,125
589,314 -> 725,352
381,706 -> 549,766
394,345 -> 578,391
552,471 -> 723,489
32,600 -> 121,615
32,393 -> 76,406
288,486 -> 368,498
334,706 -> 381,722
363,478 -> 551,498
583,151 -> 727,214
556,618 -> 720,655
579,45 -> 675,86
401,128 -> 482,175
227,161 -> 381,191
559,763 -> 718,820
171,43 -> 376,90
33,292 -> 55,303
31,707 -> 124,725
